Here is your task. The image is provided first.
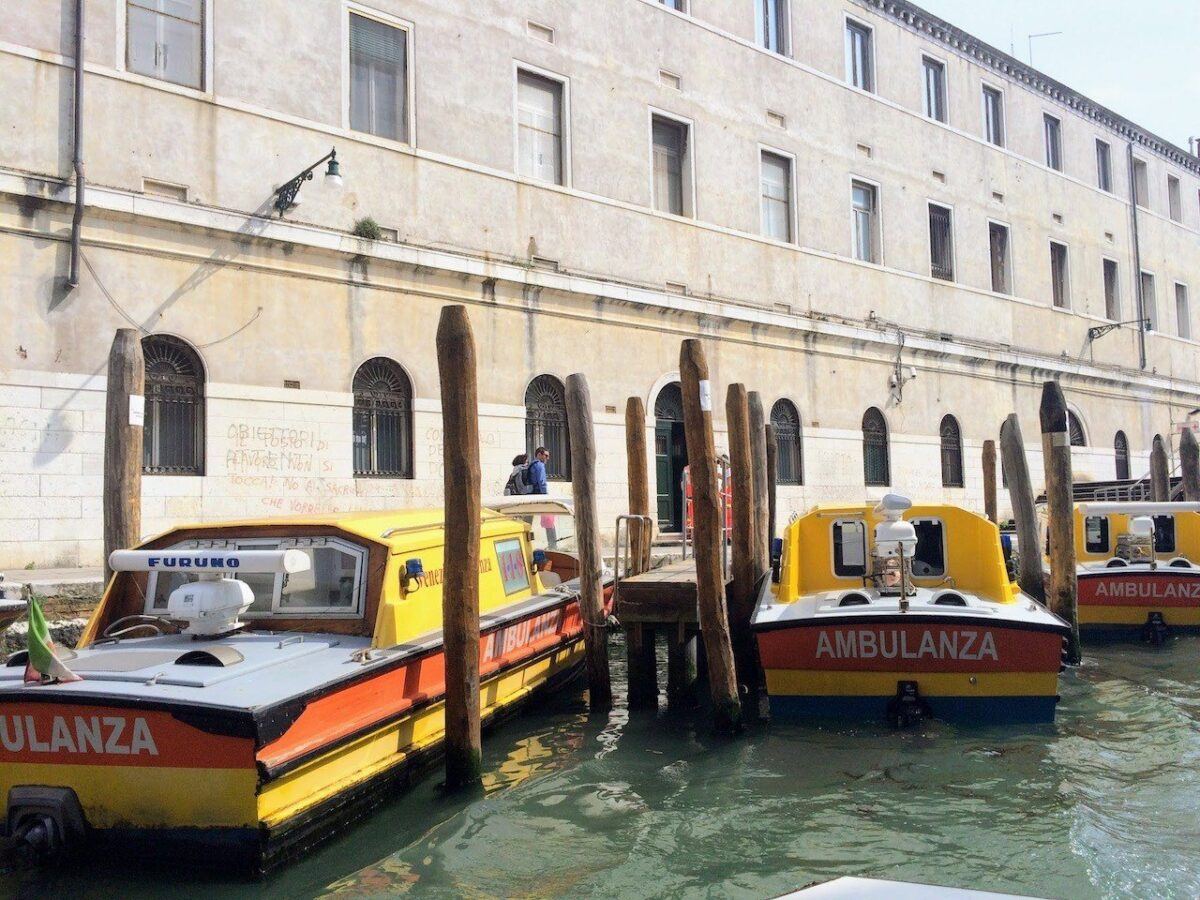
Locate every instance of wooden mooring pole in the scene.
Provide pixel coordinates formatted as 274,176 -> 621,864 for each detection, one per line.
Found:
748,392 -> 770,575
1181,427 -> 1200,502
1000,414 -> 1044,603
982,439 -> 998,525
566,373 -> 613,711
1151,434 -> 1171,501
1040,382 -> 1081,664
679,339 -> 741,733
103,329 -> 144,584
436,305 -> 482,789
725,384 -> 758,687
765,422 -> 778,545
624,396 -> 657,710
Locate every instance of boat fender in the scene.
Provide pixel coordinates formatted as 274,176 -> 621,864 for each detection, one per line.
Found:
5,786 -> 86,862
1105,557 -> 1130,568
885,680 -> 930,729
1142,611 -> 1170,647
1167,556 -> 1193,569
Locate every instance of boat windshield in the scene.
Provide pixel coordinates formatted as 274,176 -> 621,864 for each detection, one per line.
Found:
526,513 -> 578,555
145,536 -> 367,619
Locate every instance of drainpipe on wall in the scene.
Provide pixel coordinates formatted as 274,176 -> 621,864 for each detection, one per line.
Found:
1127,141 -> 1146,370
67,0 -> 85,289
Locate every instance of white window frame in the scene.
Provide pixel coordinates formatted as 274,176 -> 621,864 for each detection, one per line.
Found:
658,0 -> 689,11
986,218 -> 1014,296
1049,240 -> 1072,310
342,2 -> 417,147
926,199 -> 956,283
1175,281 -> 1191,340
1168,175 -> 1183,223
1043,113 -> 1063,172
1140,269 -> 1158,332
1095,138 -> 1113,193
647,107 -> 697,219
843,16 -> 875,93
980,82 -> 1005,147
1132,157 -> 1150,210
512,60 -> 572,188
755,0 -> 791,56
115,0 -> 214,95
1101,256 -> 1122,322
849,175 -> 883,265
758,144 -> 796,244
920,53 -> 949,124
831,518 -> 868,579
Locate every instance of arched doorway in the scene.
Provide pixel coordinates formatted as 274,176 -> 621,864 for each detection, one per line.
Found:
654,382 -> 687,532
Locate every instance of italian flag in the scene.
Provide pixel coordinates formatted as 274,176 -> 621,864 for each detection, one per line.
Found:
23,592 -> 81,684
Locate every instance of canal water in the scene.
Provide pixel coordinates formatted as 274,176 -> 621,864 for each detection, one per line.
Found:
4,635 -> 1200,899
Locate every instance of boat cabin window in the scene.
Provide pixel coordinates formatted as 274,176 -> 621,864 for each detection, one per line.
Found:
1084,516 -> 1109,554
1153,515 -> 1176,554
146,537 -> 367,618
495,538 -> 530,595
910,518 -> 946,578
833,519 -> 867,577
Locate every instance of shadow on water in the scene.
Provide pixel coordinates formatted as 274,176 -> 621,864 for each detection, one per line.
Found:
5,635 -> 1200,899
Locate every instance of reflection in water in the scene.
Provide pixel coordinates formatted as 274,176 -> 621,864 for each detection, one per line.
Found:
5,637 -> 1200,899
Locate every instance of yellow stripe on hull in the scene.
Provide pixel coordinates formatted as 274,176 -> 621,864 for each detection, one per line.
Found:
0,764 -> 256,828
765,668 -> 1059,698
258,640 -> 584,828
1080,606 -> 1200,626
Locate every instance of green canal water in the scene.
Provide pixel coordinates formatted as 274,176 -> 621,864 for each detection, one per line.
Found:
4,635 -> 1200,900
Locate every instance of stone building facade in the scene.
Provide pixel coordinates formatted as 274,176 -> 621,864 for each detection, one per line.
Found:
2,0 -> 1199,568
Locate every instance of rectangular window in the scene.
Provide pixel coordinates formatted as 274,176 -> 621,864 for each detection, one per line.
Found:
833,520 -> 867,577
1043,114 -> 1062,171
922,57 -> 947,123
1154,516 -> 1176,554
659,0 -> 685,9
517,70 -> 564,185
1084,516 -> 1109,554
1177,283 -> 1191,340
495,538 -> 531,595
844,21 -> 874,92
1168,175 -> 1183,222
1141,271 -> 1157,331
851,180 -> 878,263
1133,158 -> 1149,209
652,115 -> 690,216
349,12 -> 409,142
1103,259 -> 1120,320
982,86 -> 1004,147
928,203 -> 954,281
757,0 -> 788,54
1050,241 -> 1070,309
1096,140 -> 1112,192
912,519 -> 947,576
989,221 -> 1011,294
760,150 -> 793,242
126,0 -> 204,89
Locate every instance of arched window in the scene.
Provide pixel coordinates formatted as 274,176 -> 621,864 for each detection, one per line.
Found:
654,382 -> 684,422
141,334 -> 205,475
1114,430 -> 1130,480
525,375 -> 570,480
939,415 -> 964,488
862,407 -> 890,486
353,358 -> 413,478
770,399 -> 803,485
1068,410 -> 1086,447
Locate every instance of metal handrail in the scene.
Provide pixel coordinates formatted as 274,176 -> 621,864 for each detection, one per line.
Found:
613,514 -> 654,609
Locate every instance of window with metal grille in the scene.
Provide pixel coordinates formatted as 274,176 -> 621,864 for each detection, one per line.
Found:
1104,259 -> 1120,321
1096,140 -> 1112,192
757,0 -> 788,54
982,86 -> 1004,146
652,115 -> 690,216
352,358 -> 413,478
1043,114 -> 1062,171
349,12 -> 408,142
928,203 -> 954,281
525,375 -> 571,480
1067,411 -> 1086,447
862,407 -> 890,486
851,181 -> 878,263
989,222 -> 1011,294
770,399 -> 803,485
141,334 -> 205,476
922,57 -> 947,123
126,0 -> 204,89
517,70 -> 564,185
760,150 -> 792,242
1050,241 -> 1070,309
939,415 -> 963,488
844,20 -> 873,92
1114,430 -> 1130,480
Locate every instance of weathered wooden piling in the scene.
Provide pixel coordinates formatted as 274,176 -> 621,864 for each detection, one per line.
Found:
725,384 -> 758,686
1040,382 -> 1081,664
679,339 -> 742,733
566,373 -> 613,711
665,624 -> 698,709
103,329 -> 144,584
1181,428 -> 1200,502
765,422 -> 778,544
1151,434 -> 1171,501
1000,414 -> 1045,602
748,392 -> 770,574
982,439 -> 998,525
436,305 -> 482,789
624,396 -> 657,709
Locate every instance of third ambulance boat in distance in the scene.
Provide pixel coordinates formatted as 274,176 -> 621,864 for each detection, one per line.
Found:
753,494 -> 1070,726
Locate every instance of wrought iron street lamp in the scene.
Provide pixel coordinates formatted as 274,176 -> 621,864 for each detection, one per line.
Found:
274,147 -> 343,216
1088,318 -> 1151,342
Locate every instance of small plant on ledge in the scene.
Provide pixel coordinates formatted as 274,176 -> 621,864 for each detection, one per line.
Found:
352,217 -> 384,241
